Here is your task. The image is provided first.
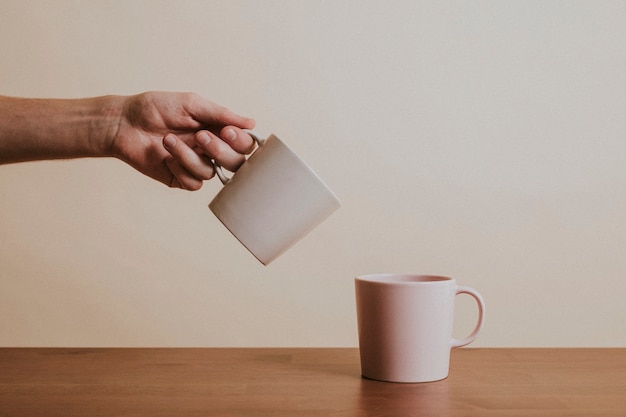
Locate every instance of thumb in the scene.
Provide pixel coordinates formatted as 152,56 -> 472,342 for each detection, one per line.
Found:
188,95 -> 255,129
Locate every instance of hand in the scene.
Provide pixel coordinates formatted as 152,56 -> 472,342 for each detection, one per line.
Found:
112,91 -> 256,190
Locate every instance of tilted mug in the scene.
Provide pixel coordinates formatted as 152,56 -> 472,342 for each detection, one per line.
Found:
209,131 -> 340,265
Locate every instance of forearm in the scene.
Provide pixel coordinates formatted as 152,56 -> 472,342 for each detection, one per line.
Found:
0,95 -> 124,164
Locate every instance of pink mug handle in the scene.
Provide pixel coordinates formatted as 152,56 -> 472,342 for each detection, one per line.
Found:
450,286 -> 486,348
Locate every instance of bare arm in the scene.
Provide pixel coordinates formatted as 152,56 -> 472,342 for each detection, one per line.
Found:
0,92 -> 256,190
0,95 -> 119,163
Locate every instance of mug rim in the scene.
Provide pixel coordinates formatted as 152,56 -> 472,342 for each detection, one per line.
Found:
355,274 -> 454,285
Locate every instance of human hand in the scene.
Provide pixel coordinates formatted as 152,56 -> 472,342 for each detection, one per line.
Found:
112,91 -> 255,190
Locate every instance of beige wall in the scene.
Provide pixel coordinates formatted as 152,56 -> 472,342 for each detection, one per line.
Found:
1,1 -> 625,347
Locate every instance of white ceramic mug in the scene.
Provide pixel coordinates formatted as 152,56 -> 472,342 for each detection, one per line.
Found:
355,274 -> 486,383
209,131 -> 340,265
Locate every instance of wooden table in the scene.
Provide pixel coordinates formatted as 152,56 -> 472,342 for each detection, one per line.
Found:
1,348 -> 625,416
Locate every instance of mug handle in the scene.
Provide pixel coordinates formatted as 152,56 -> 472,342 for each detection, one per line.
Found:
213,130 -> 265,185
450,286 -> 486,348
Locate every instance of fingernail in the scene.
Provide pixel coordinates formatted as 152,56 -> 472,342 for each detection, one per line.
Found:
197,132 -> 211,146
163,135 -> 176,148
224,128 -> 236,142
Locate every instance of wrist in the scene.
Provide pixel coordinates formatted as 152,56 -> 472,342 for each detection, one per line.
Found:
88,95 -> 126,158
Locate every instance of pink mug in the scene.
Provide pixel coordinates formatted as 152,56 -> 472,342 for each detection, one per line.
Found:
355,274 -> 486,383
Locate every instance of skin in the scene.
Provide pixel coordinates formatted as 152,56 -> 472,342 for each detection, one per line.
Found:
0,91 -> 256,190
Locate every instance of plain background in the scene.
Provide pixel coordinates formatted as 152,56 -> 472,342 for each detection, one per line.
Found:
1,1 -> 624,347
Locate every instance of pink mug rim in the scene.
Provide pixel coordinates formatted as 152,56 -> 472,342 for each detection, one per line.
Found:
355,274 -> 455,286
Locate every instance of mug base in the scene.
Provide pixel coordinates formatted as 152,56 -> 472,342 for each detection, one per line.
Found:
361,373 -> 449,384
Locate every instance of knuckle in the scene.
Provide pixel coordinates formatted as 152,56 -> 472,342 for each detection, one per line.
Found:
211,143 -> 225,161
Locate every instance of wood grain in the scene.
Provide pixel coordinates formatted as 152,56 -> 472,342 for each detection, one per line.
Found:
1,348 -> 625,416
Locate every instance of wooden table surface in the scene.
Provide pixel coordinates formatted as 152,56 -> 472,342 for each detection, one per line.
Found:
1,348 -> 625,416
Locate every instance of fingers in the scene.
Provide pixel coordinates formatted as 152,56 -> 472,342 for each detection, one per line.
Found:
219,126 -> 256,154
162,133 -> 214,190
164,156 -> 202,191
194,128 -> 254,172
162,127 -> 256,190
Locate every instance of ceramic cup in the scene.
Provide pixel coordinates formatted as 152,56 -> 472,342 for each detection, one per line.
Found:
209,131 -> 340,265
355,274 -> 486,383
